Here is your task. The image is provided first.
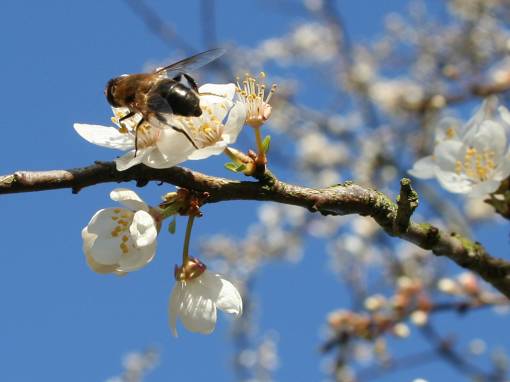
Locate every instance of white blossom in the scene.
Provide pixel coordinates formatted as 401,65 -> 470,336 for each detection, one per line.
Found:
488,57 -> 510,87
409,101 -> 510,197
298,131 -> 349,167
159,83 -> 246,161
74,108 -> 194,171
369,78 -> 425,113
81,189 -> 159,274
393,323 -> 410,338
235,73 -> 276,128
74,83 -> 245,170
169,267 -> 243,336
256,22 -> 337,64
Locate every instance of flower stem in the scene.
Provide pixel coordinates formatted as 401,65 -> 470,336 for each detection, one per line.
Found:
254,127 -> 266,164
182,215 -> 195,265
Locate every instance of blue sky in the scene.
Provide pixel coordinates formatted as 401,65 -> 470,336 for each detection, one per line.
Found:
1,1 -> 508,381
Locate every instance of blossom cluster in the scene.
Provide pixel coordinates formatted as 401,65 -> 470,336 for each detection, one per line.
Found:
75,75 -> 276,336
323,271 -> 507,370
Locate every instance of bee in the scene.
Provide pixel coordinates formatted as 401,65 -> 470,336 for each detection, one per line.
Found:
104,48 -> 226,151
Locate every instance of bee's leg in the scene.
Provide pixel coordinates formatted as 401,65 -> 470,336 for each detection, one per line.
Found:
118,111 -> 136,130
119,111 -> 135,122
173,73 -> 200,93
154,113 -> 199,150
182,73 -> 199,92
134,117 -> 144,157
170,125 -> 199,149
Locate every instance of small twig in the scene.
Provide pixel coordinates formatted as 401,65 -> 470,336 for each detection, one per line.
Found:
394,178 -> 419,234
356,350 -> 438,381
420,324 -> 498,381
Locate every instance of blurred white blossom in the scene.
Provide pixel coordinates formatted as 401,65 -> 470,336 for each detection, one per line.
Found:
369,78 -> 424,113
410,100 -> 510,197
106,349 -> 159,382
256,23 -> 337,64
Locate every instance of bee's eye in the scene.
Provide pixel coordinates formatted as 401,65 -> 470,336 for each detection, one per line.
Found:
105,79 -> 120,107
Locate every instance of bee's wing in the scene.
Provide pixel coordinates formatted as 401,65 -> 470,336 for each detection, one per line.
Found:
154,48 -> 226,76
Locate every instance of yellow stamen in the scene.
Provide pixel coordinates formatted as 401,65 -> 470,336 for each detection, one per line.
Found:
235,72 -> 277,129
120,242 -> 129,254
457,146 -> 496,181
445,127 -> 456,139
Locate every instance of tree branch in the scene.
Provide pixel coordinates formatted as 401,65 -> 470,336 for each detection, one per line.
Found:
2,161 -> 510,299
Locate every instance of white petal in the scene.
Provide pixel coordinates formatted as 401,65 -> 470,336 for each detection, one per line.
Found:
465,120 -> 507,158
156,129 -> 196,163
222,102 -> 247,144
74,123 -> 134,150
84,252 -> 119,274
207,273 -> 243,317
110,189 -> 148,211
434,117 -> 462,142
81,226 -> 96,255
82,208 -> 128,265
435,140 -> 464,173
178,277 -> 218,334
116,241 -> 156,272
188,142 -> 227,160
498,105 -> 510,126
199,83 -> 236,102
169,283 -> 184,337
141,147 -> 188,169
129,210 -> 157,247
468,180 -> 501,198
436,169 -> 473,194
463,100 -> 492,134
111,106 -> 131,114
408,156 -> 437,179
207,99 -> 233,123
493,151 -> 510,180
115,149 -> 150,171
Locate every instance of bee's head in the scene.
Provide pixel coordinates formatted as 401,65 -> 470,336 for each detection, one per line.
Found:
104,76 -> 125,107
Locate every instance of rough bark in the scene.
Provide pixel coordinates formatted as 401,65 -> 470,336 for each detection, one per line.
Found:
2,161 -> 510,299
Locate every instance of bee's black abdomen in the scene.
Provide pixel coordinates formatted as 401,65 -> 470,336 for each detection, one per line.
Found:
156,80 -> 202,117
